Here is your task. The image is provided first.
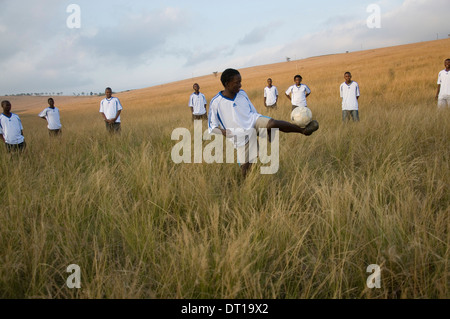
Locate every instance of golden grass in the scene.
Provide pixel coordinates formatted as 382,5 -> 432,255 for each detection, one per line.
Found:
0,39 -> 449,299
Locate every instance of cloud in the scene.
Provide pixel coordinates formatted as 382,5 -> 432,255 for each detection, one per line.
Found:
238,25 -> 271,46
0,2 -> 191,94
183,45 -> 236,67
261,0 -> 450,63
77,7 -> 189,63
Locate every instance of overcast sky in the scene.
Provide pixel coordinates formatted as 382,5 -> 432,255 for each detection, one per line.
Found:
0,0 -> 449,95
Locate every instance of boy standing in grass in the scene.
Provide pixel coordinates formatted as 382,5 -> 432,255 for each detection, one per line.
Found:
208,68 -> 319,177
0,101 -> 26,152
285,75 -> 311,111
340,72 -> 360,122
39,98 -> 62,136
436,59 -> 450,108
189,83 -> 208,120
100,87 -> 123,134
264,78 -> 278,109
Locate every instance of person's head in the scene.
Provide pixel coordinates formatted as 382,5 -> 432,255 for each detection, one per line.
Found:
445,59 -> 450,70
221,69 -> 242,95
294,75 -> 302,86
48,98 -> 55,107
105,87 -> 112,99
344,72 -> 352,83
193,83 -> 200,93
267,78 -> 273,87
1,100 -> 11,114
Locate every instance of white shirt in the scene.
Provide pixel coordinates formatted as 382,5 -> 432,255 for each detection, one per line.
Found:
340,81 -> 360,111
208,90 -> 262,147
437,69 -> 450,98
100,97 -> 123,123
0,113 -> 25,145
39,107 -> 62,130
189,92 -> 207,115
264,86 -> 278,106
286,84 -> 311,107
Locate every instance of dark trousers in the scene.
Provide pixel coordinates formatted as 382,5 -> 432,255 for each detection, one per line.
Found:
49,129 -> 62,137
6,141 -> 26,152
192,114 -> 208,121
106,123 -> 121,134
342,110 -> 360,122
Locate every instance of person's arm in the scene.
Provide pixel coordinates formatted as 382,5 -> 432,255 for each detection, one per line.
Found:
264,97 -> 267,107
212,127 -> 225,135
189,98 -> 193,114
111,110 -> 121,124
99,101 -> 109,123
208,100 -> 231,137
305,85 -> 311,99
285,87 -> 292,101
0,124 -> 4,143
436,84 -> 441,100
39,109 -> 48,121
101,112 -> 109,123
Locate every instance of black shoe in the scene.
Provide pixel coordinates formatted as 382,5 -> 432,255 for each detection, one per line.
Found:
303,120 -> 319,136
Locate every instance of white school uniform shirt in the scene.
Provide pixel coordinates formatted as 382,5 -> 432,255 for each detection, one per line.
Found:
437,69 -> 450,98
39,107 -> 62,130
100,97 -> 123,123
0,113 -> 25,145
286,84 -> 311,107
189,92 -> 207,115
208,90 -> 262,148
340,81 -> 360,111
264,86 -> 278,106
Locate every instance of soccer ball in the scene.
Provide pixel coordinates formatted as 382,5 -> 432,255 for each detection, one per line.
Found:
291,106 -> 313,128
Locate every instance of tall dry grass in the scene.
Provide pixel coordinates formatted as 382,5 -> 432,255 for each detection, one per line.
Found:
0,39 -> 448,299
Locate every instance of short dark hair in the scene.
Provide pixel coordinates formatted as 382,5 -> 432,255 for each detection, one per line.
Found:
48,98 -> 54,102
193,83 -> 199,88
268,78 -> 272,81
445,58 -> 450,62
294,75 -> 302,81
221,69 -> 240,87
344,72 -> 352,76
105,87 -> 112,92
1,100 -> 11,107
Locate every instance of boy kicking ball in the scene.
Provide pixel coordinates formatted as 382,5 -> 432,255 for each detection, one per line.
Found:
0,101 -> 26,152
208,69 -> 319,177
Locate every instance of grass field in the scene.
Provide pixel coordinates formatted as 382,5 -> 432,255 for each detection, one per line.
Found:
0,39 -> 449,299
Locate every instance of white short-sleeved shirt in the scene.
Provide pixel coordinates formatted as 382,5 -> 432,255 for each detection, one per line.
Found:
189,93 -> 207,115
286,84 -> 311,107
437,69 -> 450,98
100,97 -> 123,123
208,90 -> 262,147
340,81 -> 360,111
264,86 -> 278,106
39,107 -> 62,130
0,113 -> 25,145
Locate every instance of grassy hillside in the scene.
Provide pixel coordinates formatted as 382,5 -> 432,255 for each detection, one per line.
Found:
0,39 -> 449,298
